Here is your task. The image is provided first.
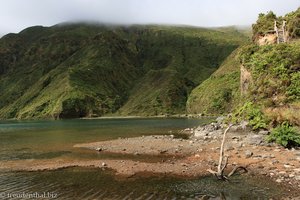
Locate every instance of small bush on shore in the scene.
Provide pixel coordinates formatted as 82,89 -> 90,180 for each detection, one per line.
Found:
231,102 -> 268,130
267,122 -> 300,148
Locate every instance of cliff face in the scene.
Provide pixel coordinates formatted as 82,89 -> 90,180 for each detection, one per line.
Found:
240,65 -> 252,95
256,33 -> 277,45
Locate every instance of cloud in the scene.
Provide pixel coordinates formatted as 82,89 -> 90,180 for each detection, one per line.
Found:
0,0 -> 299,34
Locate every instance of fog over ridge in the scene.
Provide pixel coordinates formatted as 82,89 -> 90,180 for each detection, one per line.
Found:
0,0 -> 299,35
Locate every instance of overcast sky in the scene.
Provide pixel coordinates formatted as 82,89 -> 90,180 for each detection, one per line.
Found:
0,0 -> 299,36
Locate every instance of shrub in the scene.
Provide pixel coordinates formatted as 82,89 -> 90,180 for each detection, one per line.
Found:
231,102 -> 268,130
267,122 -> 300,147
252,11 -> 277,37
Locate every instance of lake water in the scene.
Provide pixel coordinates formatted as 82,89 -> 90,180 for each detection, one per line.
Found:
0,118 -> 285,199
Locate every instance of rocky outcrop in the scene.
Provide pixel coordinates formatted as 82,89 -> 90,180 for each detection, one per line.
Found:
240,65 -> 253,95
256,33 -> 277,46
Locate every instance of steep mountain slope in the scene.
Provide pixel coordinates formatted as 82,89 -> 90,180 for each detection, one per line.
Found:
187,48 -> 242,115
0,23 -> 247,119
188,8 -> 300,127
239,41 -> 300,126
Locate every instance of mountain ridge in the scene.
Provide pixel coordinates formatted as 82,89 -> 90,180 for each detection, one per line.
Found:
0,23 -> 248,119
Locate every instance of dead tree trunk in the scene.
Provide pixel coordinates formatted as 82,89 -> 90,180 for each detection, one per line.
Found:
207,124 -> 247,180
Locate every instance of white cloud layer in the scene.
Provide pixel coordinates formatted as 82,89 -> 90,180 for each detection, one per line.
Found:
0,0 -> 299,35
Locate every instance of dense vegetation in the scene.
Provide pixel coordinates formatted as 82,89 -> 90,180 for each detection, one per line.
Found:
187,49 -> 242,115
0,23 -> 247,119
239,42 -> 300,126
189,8 -> 300,147
252,7 -> 300,40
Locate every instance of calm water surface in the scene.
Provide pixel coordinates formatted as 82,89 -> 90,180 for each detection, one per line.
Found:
0,118 -> 285,199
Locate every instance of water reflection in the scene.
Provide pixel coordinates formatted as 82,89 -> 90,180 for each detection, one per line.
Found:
0,167 -> 284,199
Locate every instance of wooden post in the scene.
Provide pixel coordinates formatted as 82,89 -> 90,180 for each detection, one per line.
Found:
282,21 -> 286,43
274,20 -> 279,44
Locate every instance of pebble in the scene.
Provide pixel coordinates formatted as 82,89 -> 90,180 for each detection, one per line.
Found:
289,174 -> 295,178
245,150 -> 253,158
284,164 -> 292,168
101,162 -> 107,167
262,155 -> 269,159
96,147 -> 103,151
272,160 -> 279,164
237,143 -> 243,148
270,154 -> 275,158
226,146 -> 234,151
293,168 -> 300,173
276,179 -> 282,183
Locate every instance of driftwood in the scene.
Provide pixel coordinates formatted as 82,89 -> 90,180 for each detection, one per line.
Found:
207,124 -> 247,180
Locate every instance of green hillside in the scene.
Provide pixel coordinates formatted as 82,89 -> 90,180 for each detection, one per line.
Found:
187,8 -> 300,146
187,48 -> 242,115
0,24 -> 247,119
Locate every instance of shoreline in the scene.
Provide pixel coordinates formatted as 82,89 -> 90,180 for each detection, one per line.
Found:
1,132 -> 299,196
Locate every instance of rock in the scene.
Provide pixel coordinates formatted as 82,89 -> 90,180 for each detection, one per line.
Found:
295,176 -> 300,181
268,166 -> 277,170
270,154 -> 275,158
284,164 -> 292,168
293,168 -> 300,173
245,150 -> 253,158
262,154 -> 269,159
96,147 -> 103,152
231,121 -> 249,132
245,134 -> 264,145
276,179 -> 282,183
194,123 -> 221,138
232,136 -> 240,140
272,160 -> 279,164
289,174 -> 295,178
237,143 -> 243,148
101,162 -> 107,167
225,146 -> 234,151
194,154 -> 201,158
258,130 -> 269,135
216,116 -> 225,124
200,195 -> 210,200
159,150 -> 168,154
